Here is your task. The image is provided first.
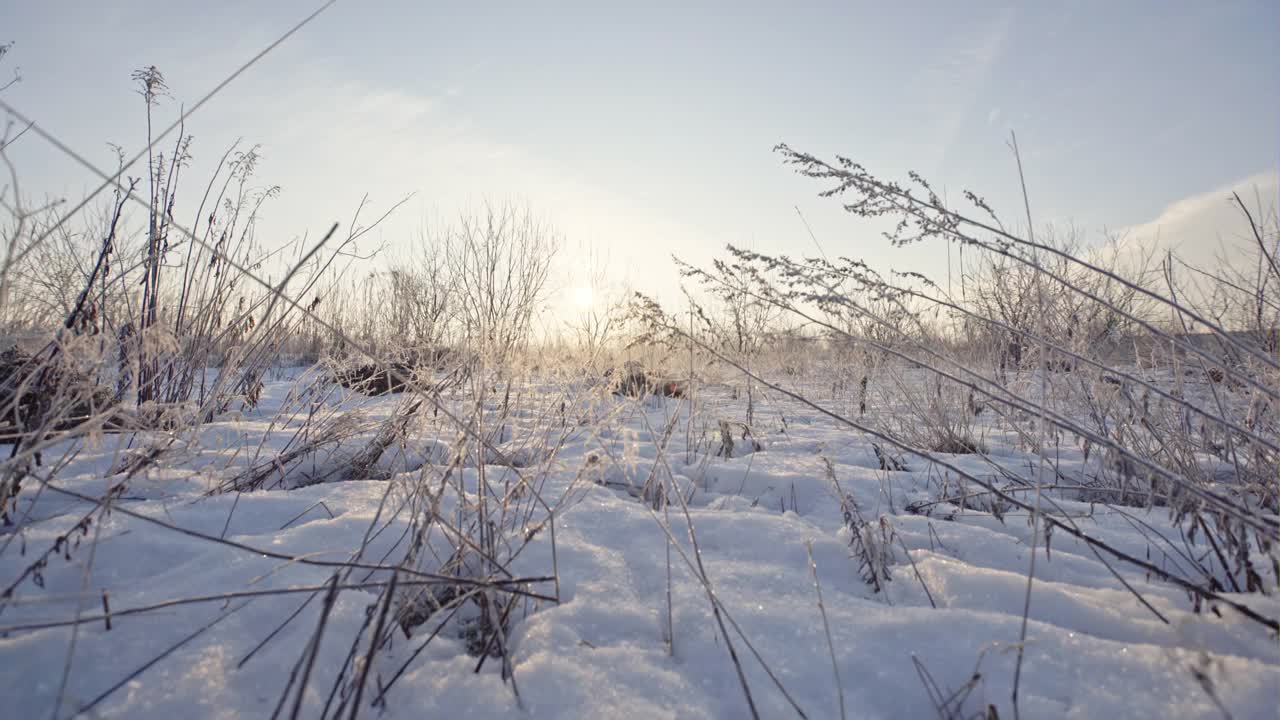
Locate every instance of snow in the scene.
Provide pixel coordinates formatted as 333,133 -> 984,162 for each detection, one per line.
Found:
1,369 -> 1277,719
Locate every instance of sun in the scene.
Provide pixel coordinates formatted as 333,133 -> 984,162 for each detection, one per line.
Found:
571,285 -> 594,310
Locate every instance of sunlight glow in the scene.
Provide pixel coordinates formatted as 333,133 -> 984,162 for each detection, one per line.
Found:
571,285 -> 594,310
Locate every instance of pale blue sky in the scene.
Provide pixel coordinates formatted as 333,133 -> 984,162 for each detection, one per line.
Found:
4,1 -> 1277,312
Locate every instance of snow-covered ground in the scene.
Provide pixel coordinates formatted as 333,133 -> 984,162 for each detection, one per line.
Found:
2,369 -> 1277,719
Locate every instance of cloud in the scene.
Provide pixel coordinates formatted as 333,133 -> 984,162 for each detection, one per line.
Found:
1116,170 -> 1278,270
221,70 -> 712,317
346,86 -> 438,129
908,6 -> 1014,167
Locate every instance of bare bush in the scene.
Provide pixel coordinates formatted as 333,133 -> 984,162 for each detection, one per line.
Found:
444,202 -> 558,365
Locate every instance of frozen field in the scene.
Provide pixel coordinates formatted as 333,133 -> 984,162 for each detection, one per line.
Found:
4,3 -> 1278,718
2,366 -> 1276,719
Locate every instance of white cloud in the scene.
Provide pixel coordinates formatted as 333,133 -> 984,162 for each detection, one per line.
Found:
1116,170 -> 1278,270
908,6 -> 1014,167
218,70 -> 711,317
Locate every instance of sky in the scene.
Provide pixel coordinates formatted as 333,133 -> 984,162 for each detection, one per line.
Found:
3,1 -> 1277,322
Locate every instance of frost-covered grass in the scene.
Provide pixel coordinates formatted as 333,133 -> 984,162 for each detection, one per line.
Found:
0,63 -> 1274,716
1,363 -> 1276,719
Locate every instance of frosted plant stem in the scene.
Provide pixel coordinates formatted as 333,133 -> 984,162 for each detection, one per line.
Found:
1010,130 -> 1048,720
